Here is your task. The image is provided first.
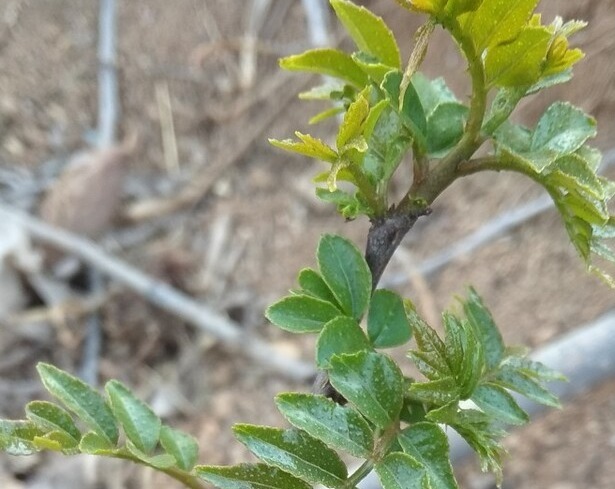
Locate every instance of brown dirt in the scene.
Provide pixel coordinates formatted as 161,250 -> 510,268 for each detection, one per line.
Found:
0,1 -> 614,488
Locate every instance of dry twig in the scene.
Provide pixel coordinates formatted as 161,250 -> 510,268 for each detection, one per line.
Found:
1,204 -> 315,382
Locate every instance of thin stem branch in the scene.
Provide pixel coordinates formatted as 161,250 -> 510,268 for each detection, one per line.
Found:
343,459 -> 374,488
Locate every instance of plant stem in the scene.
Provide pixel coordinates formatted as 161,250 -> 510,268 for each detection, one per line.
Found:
343,459 -> 375,488
162,467 -> 208,489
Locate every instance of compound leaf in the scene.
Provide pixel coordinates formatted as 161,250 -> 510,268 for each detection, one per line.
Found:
280,48 -> 369,87
266,294 -> 343,333
485,26 -> 551,87
317,234 -> 372,320
461,0 -> 540,53
160,425 -> 199,471
233,425 -> 347,487
316,316 -> 371,368
331,0 -> 401,69
25,401 -> 81,445
196,463 -> 311,489
375,452 -> 428,489
367,289 -> 412,348
106,380 -> 161,454
0,420 -> 43,456
462,288 -> 504,371
275,393 -> 374,458
329,351 -> 403,429
398,423 -> 457,489
37,363 -> 118,446
472,383 -> 529,425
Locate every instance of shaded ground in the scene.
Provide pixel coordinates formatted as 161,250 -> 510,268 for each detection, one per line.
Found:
0,1 -> 614,487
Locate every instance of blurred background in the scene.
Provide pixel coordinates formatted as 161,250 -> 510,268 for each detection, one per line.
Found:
0,1 -> 614,488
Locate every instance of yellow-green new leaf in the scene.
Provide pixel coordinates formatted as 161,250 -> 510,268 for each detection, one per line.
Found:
337,94 -> 370,149
269,132 -> 338,163
460,0 -> 539,53
331,0 -> 401,69
485,27 -> 551,87
280,48 -> 369,88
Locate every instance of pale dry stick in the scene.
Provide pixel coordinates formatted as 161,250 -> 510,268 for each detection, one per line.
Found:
0,204 -> 316,382
97,0 -> 119,148
240,0 -> 273,89
301,0 -> 332,46
155,81 -> 180,175
382,147 -> 615,287
124,74 -> 314,221
7,288 -> 118,327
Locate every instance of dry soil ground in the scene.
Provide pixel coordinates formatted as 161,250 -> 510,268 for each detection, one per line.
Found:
0,1 -> 614,488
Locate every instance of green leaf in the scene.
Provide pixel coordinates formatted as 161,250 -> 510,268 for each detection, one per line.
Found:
462,288 -> 504,371
526,69 -> 573,95
337,93 -> 370,150
309,106 -> 346,124
545,154 -> 605,199
485,26 -> 551,87
412,74 -> 458,117
442,313 -> 485,400
233,425 -> 347,487
0,420 -> 43,456
78,431 -> 115,454
316,316 -> 371,368
297,268 -> 340,306
266,294 -> 343,333
275,393 -> 374,458
196,463 -> 311,489
352,52 -> 395,84
408,377 -> 461,406
493,366 -> 561,408
375,452 -> 428,489
37,363 -> 118,446
317,234 -> 372,320
381,71 -> 427,145
367,289 -> 412,348
280,48 -> 369,87
269,132 -> 338,163
398,423 -> 457,489
315,187 -> 368,220
160,425 -> 199,471
126,441 -> 177,469
408,310 -> 450,376
329,351 -> 403,429
502,357 -> 567,383
426,102 -> 468,156
330,0 -> 401,69
531,102 -> 597,156
25,401 -> 81,445
472,383 -> 529,425
105,380 -> 161,454
441,409 -> 505,480
461,0 -> 540,53
362,106 -> 412,185
496,103 -> 597,173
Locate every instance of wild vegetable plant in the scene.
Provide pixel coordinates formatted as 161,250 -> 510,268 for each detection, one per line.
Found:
1,1 -> 614,488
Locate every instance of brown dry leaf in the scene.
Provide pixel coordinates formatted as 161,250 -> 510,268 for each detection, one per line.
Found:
39,139 -> 135,239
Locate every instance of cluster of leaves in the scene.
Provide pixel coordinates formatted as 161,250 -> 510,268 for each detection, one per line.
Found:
0,235 -> 563,488
258,234 -> 560,488
272,0 -> 615,283
0,364 -> 201,486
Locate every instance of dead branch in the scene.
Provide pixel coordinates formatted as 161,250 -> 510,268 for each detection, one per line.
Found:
0,204 -> 315,382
